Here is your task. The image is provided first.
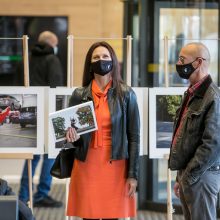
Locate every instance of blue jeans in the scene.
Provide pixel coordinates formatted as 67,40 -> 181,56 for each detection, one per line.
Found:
178,169 -> 220,220
19,154 -> 54,203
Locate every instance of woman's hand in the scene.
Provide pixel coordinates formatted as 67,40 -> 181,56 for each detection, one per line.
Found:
127,178 -> 137,197
174,181 -> 180,198
66,127 -> 80,143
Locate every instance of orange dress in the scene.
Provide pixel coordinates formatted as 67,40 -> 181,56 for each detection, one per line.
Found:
66,79 -> 136,218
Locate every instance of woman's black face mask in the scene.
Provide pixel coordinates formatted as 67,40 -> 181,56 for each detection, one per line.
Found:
91,60 -> 113,76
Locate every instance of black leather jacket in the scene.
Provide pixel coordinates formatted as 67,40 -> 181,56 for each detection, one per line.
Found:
169,75 -> 220,185
69,82 -> 140,180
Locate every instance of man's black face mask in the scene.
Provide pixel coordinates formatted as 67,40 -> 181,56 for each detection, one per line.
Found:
176,59 -> 197,79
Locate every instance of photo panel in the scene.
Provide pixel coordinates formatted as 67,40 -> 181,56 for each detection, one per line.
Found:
0,87 -> 44,154
47,88 -> 75,158
48,87 -> 148,158
149,87 -> 186,158
132,87 -> 148,155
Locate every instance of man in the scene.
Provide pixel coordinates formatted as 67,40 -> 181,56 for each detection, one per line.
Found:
169,42 -> 220,220
19,31 -> 63,208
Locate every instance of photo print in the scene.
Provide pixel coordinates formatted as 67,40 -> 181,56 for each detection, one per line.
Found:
50,101 -> 97,143
149,87 -> 186,158
0,87 -> 44,154
47,88 -> 75,158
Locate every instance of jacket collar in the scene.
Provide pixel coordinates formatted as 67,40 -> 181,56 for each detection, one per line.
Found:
82,80 -> 115,101
82,82 -> 93,101
193,75 -> 212,98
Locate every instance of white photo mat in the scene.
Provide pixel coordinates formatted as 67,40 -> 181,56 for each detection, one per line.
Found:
47,88 -> 76,158
48,87 -> 148,158
0,87 -> 45,154
133,87 -> 148,156
149,87 -> 186,158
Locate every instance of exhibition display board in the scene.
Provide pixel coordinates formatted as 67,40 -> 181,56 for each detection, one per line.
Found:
0,36 -> 33,211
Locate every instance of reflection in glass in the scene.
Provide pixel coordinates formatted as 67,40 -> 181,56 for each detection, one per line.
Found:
157,5 -> 218,87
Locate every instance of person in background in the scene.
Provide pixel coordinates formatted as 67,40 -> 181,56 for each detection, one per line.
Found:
0,106 -> 10,124
19,31 -> 63,208
169,42 -> 220,220
65,41 -> 140,220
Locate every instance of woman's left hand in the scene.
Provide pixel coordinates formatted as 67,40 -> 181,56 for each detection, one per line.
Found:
127,178 -> 137,197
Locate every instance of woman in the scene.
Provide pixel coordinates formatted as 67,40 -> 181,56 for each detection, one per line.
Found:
66,41 -> 140,220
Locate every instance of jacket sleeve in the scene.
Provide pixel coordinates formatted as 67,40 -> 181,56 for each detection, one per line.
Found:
127,89 -> 140,180
69,89 -> 83,107
182,97 -> 220,185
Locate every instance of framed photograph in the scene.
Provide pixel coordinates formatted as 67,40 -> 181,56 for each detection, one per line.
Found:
50,100 -> 97,141
0,87 -> 44,154
47,88 -> 76,158
149,87 -> 186,158
133,88 -> 148,155
48,87 -> 148,158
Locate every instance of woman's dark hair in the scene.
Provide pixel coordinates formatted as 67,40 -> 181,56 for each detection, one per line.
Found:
82,41 -> 123,96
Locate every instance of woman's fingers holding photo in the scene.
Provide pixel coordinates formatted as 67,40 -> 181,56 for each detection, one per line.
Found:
66,127 -> 80,142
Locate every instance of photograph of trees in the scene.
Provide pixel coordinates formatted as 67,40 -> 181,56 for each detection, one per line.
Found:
156,94 -> 182,148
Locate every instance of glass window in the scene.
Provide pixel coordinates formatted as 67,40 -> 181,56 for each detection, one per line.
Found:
153,1 -> 219,206
155,3 -> 219,86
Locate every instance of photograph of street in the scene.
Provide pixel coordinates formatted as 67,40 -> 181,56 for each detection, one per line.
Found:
149,87 -> 186,158
0,94 -> 37,148
156,94 -> 182,148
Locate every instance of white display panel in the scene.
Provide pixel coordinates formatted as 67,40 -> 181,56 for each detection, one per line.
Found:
133,87 -> 148,156
48,88 -> 76,158
149,87 -> 186,158
0,87 -> 45,154
48,87 -> 148,158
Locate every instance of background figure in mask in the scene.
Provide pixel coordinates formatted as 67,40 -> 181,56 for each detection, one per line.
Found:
65,41 -> 140,220
19,31 -> 63,207
169,42 -> 220,220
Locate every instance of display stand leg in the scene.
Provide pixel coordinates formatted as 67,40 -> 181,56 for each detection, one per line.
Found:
27,159 -> 33,212
66,179 -> 69,220
164,155 -> 173,220
163,35 -> 173,219
167,165 -> 173,220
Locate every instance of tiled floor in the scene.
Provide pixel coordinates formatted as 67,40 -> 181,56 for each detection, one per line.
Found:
10,183 -> 185,220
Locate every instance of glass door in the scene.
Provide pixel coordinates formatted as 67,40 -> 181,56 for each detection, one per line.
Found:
154,2 -> 219,87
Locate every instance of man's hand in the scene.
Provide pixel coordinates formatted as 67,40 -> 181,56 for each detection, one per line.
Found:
127,178 -> 137,197
174,181 -> 180,198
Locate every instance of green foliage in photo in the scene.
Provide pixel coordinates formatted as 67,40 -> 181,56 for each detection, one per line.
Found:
76,106 -> 95,126
157,95 -> 182,121
52,116 -> 66,139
